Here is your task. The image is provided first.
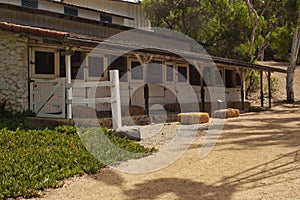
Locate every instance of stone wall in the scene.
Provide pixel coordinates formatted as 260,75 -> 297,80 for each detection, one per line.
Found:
0,30 -> 29,113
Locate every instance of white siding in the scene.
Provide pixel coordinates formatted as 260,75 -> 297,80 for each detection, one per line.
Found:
64,0 -> 151,28
1,0 -> 20,6
39,0 -> 63,13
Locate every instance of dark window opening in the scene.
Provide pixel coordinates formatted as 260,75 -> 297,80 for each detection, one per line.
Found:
88,56 -> 105,78
166,65 -> 174,82
21,0 -> 38,9
64,6 -> 78,16
203,67 -> 212,86
189,65 -> 201,85
131,61 -> 143,80
35,51 -> 54,74
236,72 -> 241,86
109,56 -> 127,81
148,61 -> 163,84
100,14 -> 112,23
60,51 -> 85,79
225,69 -> 235,88
178,66 -> 187,82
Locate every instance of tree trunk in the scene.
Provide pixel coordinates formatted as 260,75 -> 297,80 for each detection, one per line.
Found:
287,28 -> 300,102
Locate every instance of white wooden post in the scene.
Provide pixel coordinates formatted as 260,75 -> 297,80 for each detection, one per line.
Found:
110,70 -> 122,129
66,54 -> 72,119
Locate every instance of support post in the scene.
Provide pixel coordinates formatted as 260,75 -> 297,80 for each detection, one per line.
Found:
260,71 -> 264,107
110,70 -> 122,130
240,70 -> 246,111
66,54 -> 72,119
237,68 -> 247,112
201,76 -> 205,112
136,54 -> 152,116
268,71 -> 272,108
144,63 -> 149,116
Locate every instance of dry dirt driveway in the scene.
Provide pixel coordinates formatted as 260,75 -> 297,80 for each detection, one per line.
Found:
35,104 -> 300,200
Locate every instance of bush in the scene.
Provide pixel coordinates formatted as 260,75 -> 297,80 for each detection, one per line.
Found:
245,70 -> 278,98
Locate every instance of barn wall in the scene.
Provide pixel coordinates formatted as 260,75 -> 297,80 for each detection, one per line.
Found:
0,30 -> 28,113
64,0 -> 151,28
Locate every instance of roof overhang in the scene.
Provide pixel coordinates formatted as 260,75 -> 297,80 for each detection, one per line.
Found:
0,22 -> 286,74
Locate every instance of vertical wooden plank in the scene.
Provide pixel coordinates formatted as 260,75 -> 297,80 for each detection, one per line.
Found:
110,70 -> 122,129
268,71 -> 272,108
30,82 -> 34,111
260,71 -> 264,107
66,54 -> 73,119
61,78 -> 66,118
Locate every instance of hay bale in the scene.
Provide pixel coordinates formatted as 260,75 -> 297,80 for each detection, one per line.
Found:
178,112 -> 210,124
129,105 -> 144,116
122,105 -> 145,116
214,108 -> 240,118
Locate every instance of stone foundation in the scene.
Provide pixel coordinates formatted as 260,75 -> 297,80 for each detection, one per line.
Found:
0,30 -> 28,113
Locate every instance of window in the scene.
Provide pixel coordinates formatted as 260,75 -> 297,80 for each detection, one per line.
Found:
100,14 -> 112,23
64,6 -> 78,16
225,69 -> 234,88
236,72 -> 241,86
215,69 -> 223,85
88,56 -> 105,78
60,51 -> 85,80
189,65 -> 201,86
148,61 -> 163,84
203,66 -> 212,86
31,48 -> 58,78
178,66 -> 188,82
35,51 -> 54,75
166,64 -> 174,82
109,55 -> 127,81
131,61 -> 143,80
21,0 -> 38,9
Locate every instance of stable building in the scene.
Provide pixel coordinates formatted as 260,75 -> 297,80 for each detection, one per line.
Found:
0,0 -> 286,126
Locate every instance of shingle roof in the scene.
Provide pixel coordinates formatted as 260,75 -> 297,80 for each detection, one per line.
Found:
0,22 -> 68,41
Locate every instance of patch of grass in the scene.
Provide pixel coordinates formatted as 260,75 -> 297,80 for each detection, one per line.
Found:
0,114 -> 155,199
79,127 -> 156,165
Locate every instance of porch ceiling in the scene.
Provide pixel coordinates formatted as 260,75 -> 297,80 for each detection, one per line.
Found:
68,34 -> 287,74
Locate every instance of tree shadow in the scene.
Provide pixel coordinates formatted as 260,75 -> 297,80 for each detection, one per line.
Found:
94,150 -> 299,200
123,178 -> 234,200
190,106 -> 300,150
91,105 -> 300,199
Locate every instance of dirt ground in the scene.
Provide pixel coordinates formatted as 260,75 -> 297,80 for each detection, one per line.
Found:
31,102 -> 300,200
29,62 -> 300,200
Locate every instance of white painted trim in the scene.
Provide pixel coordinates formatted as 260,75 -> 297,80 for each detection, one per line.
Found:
129,58 -> 144,82
30,47 -> 59,79
86,54 -> 108,81
176,64 -> 189,84
164,62 -> 176,84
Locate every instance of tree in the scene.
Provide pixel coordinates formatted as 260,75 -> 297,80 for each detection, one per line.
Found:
244,0 -> 288,62
286,0 -> 300,102
142,0 -> 252,60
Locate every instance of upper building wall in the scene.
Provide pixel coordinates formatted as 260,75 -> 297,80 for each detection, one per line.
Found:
0,0 -> 150,28
62,0 -> 151,28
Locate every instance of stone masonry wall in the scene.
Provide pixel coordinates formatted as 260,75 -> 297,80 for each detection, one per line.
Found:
0,30 -> 29,113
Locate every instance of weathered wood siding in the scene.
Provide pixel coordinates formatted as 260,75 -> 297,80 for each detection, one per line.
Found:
0,8 -> 122,38
64,0 -> 151,28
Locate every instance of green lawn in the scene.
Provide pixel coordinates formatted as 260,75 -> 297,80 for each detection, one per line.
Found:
0,113 -> 154,199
